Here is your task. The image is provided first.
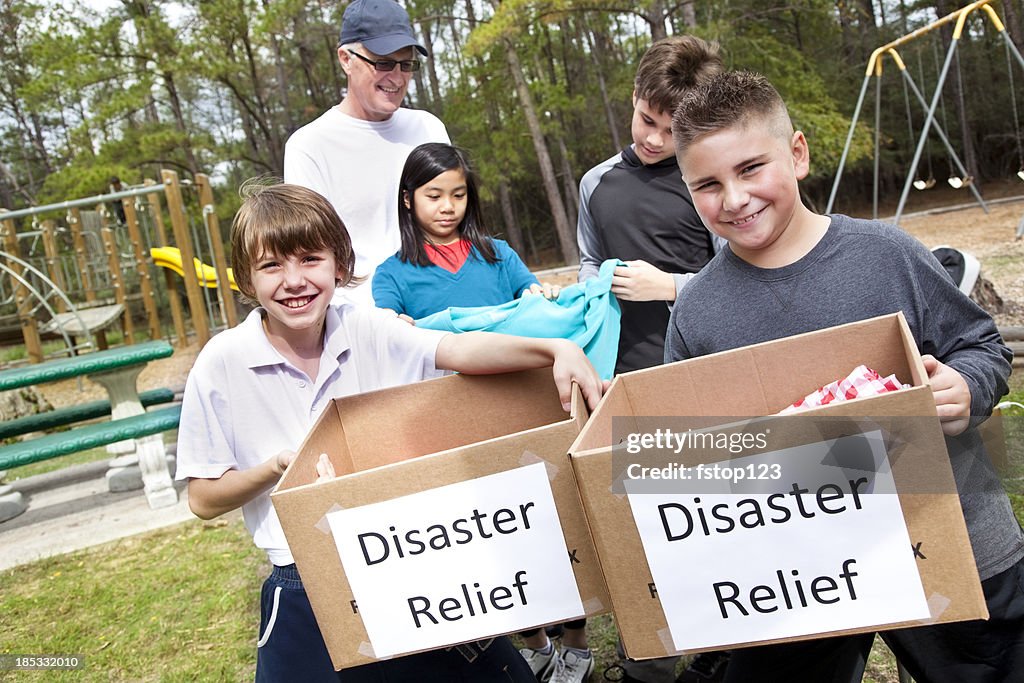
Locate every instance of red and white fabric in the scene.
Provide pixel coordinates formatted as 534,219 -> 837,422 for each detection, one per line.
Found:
779,365 -> 910,415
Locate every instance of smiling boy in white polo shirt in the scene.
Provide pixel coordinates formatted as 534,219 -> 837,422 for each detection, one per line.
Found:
175,183 -> 603,682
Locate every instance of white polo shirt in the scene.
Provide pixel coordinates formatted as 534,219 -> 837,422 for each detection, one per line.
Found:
176,302 -> 447,566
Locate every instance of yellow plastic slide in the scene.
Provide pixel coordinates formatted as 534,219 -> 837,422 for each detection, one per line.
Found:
150,246 -> 238,292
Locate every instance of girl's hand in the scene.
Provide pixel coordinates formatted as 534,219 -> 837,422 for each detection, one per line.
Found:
612,260 -> 676,302
382,308 -> 416,326
525,282 -> 561,299
922,354 -> 971,436
550,339 -> 604,411
315,453 -> 337,482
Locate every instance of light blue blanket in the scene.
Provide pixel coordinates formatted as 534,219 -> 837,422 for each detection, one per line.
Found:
415,259 -> 622,379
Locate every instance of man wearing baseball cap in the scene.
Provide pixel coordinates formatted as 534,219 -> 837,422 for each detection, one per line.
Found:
284,0 -> 449,305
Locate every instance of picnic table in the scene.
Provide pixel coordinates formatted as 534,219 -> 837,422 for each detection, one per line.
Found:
0,340 -> 180,515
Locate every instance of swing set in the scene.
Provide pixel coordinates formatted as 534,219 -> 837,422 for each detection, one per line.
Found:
827,0 -> 1024,236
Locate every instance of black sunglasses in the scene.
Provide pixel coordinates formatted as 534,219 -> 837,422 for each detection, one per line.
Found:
347,49 -> 421,73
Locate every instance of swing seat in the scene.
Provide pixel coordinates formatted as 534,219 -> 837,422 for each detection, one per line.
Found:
947,175 -> 973,189
1016,169 -> 1024,182
913,177 -> 936,190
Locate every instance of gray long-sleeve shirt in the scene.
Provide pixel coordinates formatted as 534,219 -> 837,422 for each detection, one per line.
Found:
666,213 -> 1022,580
577,146 -> 718,373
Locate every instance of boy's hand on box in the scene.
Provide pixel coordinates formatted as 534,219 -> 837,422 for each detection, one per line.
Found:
922,354 -> 972,436
551,339 -> 604,412
273,450 -> 297,477
315,453 -> 336,482
612,260 -> 676,302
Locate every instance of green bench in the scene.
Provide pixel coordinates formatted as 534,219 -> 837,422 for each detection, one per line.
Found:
0,405 -> 181,471
0,340 -> 181,520
0,388 -> 175,441
0,340 -> 174,391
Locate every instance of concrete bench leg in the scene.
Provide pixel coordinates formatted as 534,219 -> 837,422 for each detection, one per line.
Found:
136,435 -> 177,508
0,483 -> 27,523
89,366 -> 145,455
88,365 -> 178,508
106,437 -> 177,508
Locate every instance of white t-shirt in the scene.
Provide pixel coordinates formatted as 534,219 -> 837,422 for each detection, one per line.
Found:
284,106 -> 450,304
175,303 -> 447,566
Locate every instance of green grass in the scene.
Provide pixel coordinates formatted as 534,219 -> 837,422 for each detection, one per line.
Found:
998,387 -> 1024,499
1,445 -> 113,481
0,518 -> 265,682
1,339 -> 70,364
0,326 -> 158,364
1,433 -> 178,483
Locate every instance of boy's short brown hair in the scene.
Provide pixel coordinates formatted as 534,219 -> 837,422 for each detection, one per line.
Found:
672,70 -> 793,152
634,35 -> 723,115
230,182 -> 360,299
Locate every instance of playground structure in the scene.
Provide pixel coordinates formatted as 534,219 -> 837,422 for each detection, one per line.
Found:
827,0 -> 1024,235
0,170 -> 241,363
150,246 -> 238,292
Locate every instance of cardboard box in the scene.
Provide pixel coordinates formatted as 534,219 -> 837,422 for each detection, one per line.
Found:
569,313 -> 987,658
271,368 -> 609,670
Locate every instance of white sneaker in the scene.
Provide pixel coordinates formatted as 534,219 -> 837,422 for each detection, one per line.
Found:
549,648 -> 594,683
519,644 -> 557,681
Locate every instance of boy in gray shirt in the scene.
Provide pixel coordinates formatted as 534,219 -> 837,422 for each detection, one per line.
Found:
667,70 -> 1022,683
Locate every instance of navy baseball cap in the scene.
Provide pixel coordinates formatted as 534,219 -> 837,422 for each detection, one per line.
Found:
339,0 -> 428,57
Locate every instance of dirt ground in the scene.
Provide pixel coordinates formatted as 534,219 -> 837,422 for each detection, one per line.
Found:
37,181 -> 1024,408
893,188 -> 1024,328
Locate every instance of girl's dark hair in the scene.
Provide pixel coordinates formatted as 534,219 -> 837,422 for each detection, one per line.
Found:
397,142 -> 498,266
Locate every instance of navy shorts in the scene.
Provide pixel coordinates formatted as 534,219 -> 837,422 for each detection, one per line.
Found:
255,564 -> 535,683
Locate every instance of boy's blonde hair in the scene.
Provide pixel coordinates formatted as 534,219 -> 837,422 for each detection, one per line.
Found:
672,71 -> 793,152
230,182 -> 360,299
634,35 -> 723,115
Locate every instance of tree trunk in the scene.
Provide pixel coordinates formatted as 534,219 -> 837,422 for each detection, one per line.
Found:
240,30 -> 284,174
292,7 -> 329,112
125,0 -> 161,124
836,0 -> 855,62
857,0 -> 877,63
679,1 -> 697,28
503,40 -> 578,265
498,180 -> 527,259
161,71 -> 201,175
418,18 -> 443,115
0,159 -> 32,204
640,0 -> 668,41
1002,0 -> 1024,54
557,134 -> 579,225
583,24 -> 623,153
951,50 -> 979,179
898,0 -> 910,34
260,0 -> 295,132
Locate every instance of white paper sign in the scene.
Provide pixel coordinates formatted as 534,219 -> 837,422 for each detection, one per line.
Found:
327,463 -> 584,657
626,430 -> 928,651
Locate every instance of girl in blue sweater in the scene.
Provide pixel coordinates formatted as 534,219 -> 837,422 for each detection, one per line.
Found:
373,143 -> 586,680
373,143 -> 555,318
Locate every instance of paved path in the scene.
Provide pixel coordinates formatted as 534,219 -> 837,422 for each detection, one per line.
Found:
0,459 -> 197,571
